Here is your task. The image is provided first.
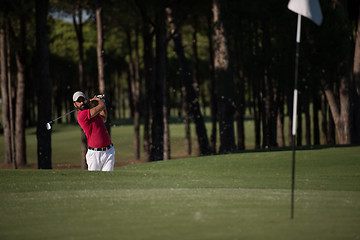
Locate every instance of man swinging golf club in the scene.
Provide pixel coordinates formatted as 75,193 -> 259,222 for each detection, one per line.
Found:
73,91 -> 115,171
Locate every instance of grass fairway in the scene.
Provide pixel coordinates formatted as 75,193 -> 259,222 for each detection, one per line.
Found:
0,120 -> 257,168
0,146 -> 359,240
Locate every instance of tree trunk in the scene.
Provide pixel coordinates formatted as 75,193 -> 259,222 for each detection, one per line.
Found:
73,5 -> 87,169
6,26 -> 16,167
212,0 -> 236,153
134,30 -> 141,160
96,0 -> 105,94
277,93 -> 285,147
253,23 -> 262,149
183,90 -> 192,156
72,6 -> 84,91
117,69 -> 126,119
139,8 -> 154,162
126,29 -> 141,160
320,1 -> 352,145
0,14 -> 13,165
207,15 -> 217,153
235,77 -> 245,150
191,16 -> 201,156
253,77 -> 261,149
338,75 -> 351,144
233,31 -> 245,150
261,22 -> 277,148
305,98 -> 311,146
150,10 -> 165,161
120,76 -> 126,118
126,70 -> 134,118
166,7 -> 211,156
320,92 -> 328,145
262,78 -> 273,148
328,106 -> 336,145
96,0 -> 111,135
312,92 -> 320,145
14,16 -> 26,166
353,3 -> 360,143
322,76 -> 351,144
36,0 -> 52,169
163,56 -> 170,160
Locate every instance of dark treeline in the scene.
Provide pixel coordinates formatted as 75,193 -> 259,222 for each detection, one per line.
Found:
1,0 -> 359,168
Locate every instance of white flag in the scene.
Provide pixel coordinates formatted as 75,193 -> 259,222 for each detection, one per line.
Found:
288,0 -> 323,26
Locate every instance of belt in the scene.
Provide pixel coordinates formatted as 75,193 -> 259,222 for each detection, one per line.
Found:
88,143 -> 113,151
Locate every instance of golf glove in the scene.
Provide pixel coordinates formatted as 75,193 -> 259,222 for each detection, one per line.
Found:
94,94 -> 105,103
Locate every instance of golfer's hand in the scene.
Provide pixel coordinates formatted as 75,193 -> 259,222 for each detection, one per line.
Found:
93,94 -> 105,103
89,97 -> 106,120
93,97 -> 107,122
90,97 -> 104,104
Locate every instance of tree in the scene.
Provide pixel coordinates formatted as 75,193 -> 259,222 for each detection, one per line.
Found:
322,76 -> 351,144
5,0 -> 36,167
212,0 -> 236,153
96,0 -> 105,95
318,1 -> 353,145
72,1 -> 88,169
151,8 -> 166,161
1,1 -> 30,168
13,16 -> 27,166
260,21 -> 277,148
207,14 -> 217,153
232,23 -> 245,150
352,2 -> 360,143
253,23 -> 262,149
135,0 -> 155,162
126,28 -> 141,160
95,0 -> 112,140
36,0 -> 52,169
320,92 -> 328,144
0,11 -> 14,166
166,6 -> 211,156
190,15 -> 201,156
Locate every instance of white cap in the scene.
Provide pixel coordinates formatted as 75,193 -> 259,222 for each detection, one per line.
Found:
72,91 -> 87,102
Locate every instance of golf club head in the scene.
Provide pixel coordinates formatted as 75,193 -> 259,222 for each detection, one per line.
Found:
46,122 -> 52,130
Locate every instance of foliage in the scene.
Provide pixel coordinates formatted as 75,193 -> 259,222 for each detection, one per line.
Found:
303,0 -> 352,85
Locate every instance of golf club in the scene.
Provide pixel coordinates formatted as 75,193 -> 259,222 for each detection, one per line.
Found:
46,109 -> 76,130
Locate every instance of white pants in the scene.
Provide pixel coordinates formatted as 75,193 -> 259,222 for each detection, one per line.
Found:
86,146 -> 115,171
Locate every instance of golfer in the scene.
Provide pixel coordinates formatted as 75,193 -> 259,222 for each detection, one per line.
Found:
73,91 -> 115,171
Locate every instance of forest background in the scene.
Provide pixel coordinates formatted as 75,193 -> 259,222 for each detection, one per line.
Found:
1,0 -> 360,169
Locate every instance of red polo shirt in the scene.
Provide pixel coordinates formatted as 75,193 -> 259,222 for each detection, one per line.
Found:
76,109 -> 111,148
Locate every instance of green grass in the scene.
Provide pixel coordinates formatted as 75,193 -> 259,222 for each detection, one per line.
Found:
0,113 -> 316,168
2,119 -> 258,168
0,146 -> 359,239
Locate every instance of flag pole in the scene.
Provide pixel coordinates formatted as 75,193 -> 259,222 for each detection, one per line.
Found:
291,13 -> 301,219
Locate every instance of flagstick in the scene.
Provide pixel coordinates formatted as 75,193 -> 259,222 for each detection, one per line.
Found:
291,14 -> 301,219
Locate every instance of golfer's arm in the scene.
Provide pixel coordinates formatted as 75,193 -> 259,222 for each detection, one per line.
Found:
89,98 -> 107,122
100,106 -> 107,123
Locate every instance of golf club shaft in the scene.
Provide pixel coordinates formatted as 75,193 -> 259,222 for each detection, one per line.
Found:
50,109 -> 76,123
